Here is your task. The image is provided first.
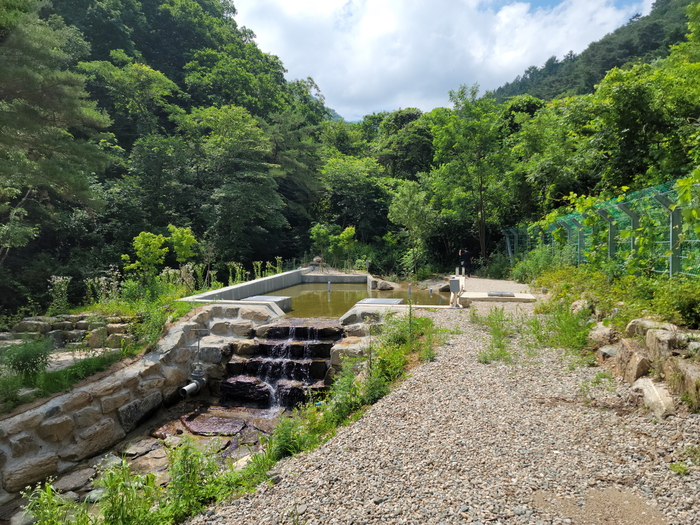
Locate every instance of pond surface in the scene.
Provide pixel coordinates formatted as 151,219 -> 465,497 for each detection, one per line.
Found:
264,283 -> 450,318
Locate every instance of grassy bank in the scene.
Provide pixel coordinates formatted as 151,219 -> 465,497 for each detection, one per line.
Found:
21,310 -> 443,524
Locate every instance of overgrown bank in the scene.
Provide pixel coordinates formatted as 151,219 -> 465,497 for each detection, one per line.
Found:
17,310 -> 442,524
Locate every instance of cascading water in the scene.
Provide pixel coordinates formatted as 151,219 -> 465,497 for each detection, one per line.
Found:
219,318 -> 342,408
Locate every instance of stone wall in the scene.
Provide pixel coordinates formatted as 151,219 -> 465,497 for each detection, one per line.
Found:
0,303 -> 280,503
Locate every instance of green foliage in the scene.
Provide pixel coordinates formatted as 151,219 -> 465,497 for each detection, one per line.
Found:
162,438 -> 221,522
2,337 -> 52,384
23,480 -> 93,525
511,244 -> 576,283
388,181 -> 435,275
121,232 -> 169,277
97,460 -> 162,525
0,371 -> 23,409
474,252 -> 511,280
670,462 -> 690,476
167,225 -> 197,263
46,276 -> 72,316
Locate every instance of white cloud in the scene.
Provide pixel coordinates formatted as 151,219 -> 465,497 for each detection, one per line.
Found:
233,0 -> 649,120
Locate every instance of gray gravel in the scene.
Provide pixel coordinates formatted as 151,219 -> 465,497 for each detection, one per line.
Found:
187,307 -> 700,525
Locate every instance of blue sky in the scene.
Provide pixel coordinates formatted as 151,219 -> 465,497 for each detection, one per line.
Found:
234,0 -> 656,120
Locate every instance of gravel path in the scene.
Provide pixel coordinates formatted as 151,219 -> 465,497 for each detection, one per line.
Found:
187,305 -> 700,525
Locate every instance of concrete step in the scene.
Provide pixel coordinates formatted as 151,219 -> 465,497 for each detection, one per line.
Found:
254,321 -> 342,341
254,339 -> 334,359
226,356 -> 328,382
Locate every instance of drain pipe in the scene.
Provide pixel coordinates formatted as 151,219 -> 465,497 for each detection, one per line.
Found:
180,327 -> 209,398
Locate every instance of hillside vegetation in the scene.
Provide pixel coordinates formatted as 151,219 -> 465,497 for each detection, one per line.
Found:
1,0 -> 700,322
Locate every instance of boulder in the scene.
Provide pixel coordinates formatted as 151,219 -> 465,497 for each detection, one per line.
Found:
10,433 -> 39,457
340,307 -> 383,326
224,307 -> 240,318
199,345 -> 225,364
663,358 -> 700,409
3,454 -> 59,493
344,324 -> 368,337
12,320 -> 51,334
438,282 -> 451,292
276,380 -> 307,408
646,329 -> 681,362
163,366 -> 188,387
135,378 -> 165,397
615,339 -> 651,385
191,310 -> 212,325
330,338 -> 365,367
220,376 -> 272,408
632,378 -> 675,418
100,390 -> 131,414
53,468 -> 96,493
230,321 -> 254,337
571,300 -> 592,316
87,327 -> 108,348
376,280 -> 396,291
52,321 -> 73,331
180,413 -> 245,436
36,416 -> 74,443
232,340 -> 257,356
596,345 -> 617,360
118,392 -> 163,433
106,323 -> 129,335
0,332 -> 12,341
124,438 -> 161,458
209,321 -> 229,335
588,322 -> 619,349
73,407 -> 102,429
129,448 -> 169,475
59,418 -> 125,462
240,307 -> 271,323
106,333 -> 132,348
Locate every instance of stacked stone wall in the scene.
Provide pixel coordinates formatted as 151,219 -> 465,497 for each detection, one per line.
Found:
0,303 -> 279,503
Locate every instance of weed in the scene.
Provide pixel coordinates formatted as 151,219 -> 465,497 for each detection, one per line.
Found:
97,460 -> 163,525
669,462 -> 689,476
22,480 -> 93,525
591,371 -> 615,391
680,445 -> 700,465
1,337 -> 52,385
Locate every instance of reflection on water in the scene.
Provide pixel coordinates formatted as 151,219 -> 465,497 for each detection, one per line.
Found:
263,283 -> 450,318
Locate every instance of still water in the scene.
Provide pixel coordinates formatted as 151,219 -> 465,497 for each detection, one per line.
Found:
264,283 -> 450,318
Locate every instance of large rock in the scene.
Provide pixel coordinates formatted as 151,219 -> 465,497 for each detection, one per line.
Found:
330,337 -> 365,367
626,319 -> 664,338
118,391 -> 163,433
59,418 -> 125,462
100,390 -> 131,414
376,280 -> 396,291
663,358 -> 700,410
87,327 -> 108,348
36,416 -> 74,443
12,320 -> 51,334
180,413 -> 245,436
163,366 -> 188,386
276,380 -> 307,408
230,321 -> 254,337
106,323 -> 130,335
209,321 -> 229,335
1,410 -> 43,436
231,340 -> 257,356
340,307 -> 383,326
3,454 -> 58,492
646,329 -> 683,362
240,307 -> 271,323
615,339 -> 651,385
73,407 -> 102,429
156,329 -> 186,355
10,433 -> 39,457
632,377 -> 675,418
220,376 -> 272,408
571,300 -> 592,316
53,468 -> 96,493
588,322 -> 619,349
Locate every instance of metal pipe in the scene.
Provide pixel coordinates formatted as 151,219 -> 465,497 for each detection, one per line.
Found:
180,371 -> 207,398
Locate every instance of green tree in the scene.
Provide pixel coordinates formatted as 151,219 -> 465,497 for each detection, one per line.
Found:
167,224 -> 197,262
121,231 -> 169,277
431,85 -> 505,259
388,181 -> 435,275
0,0 -> 110,267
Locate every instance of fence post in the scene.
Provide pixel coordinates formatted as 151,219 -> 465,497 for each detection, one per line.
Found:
509,228 -> 519,259
653,193 -> 682,276
617,203 -> 640,254
596,209 -> 617,259
548,225 -> 558,256
569,218 -> 585,265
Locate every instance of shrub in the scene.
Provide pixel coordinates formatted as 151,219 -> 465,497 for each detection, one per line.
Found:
46,276 -> 72,316
2,338 -> 52,384
474,252 -> 511,280
511,244 -> 575,283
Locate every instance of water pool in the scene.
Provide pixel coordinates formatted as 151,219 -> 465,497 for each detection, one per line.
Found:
263,283 -> 450,318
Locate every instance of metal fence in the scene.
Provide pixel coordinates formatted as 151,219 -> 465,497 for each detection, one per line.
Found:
503,181 -> 700,277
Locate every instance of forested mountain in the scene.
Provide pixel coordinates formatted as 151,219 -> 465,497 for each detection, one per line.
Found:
2,0 -> 700,319
494,0 -> 693,101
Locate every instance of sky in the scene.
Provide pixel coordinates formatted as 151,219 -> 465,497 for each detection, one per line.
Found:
233,0 -> 656,121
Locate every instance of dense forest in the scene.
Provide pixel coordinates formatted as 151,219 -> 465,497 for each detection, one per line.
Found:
1,0 -> 700,317
494,0 -> 693,101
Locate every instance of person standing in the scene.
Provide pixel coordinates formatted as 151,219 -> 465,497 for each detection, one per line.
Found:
459,247 -> 473,277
